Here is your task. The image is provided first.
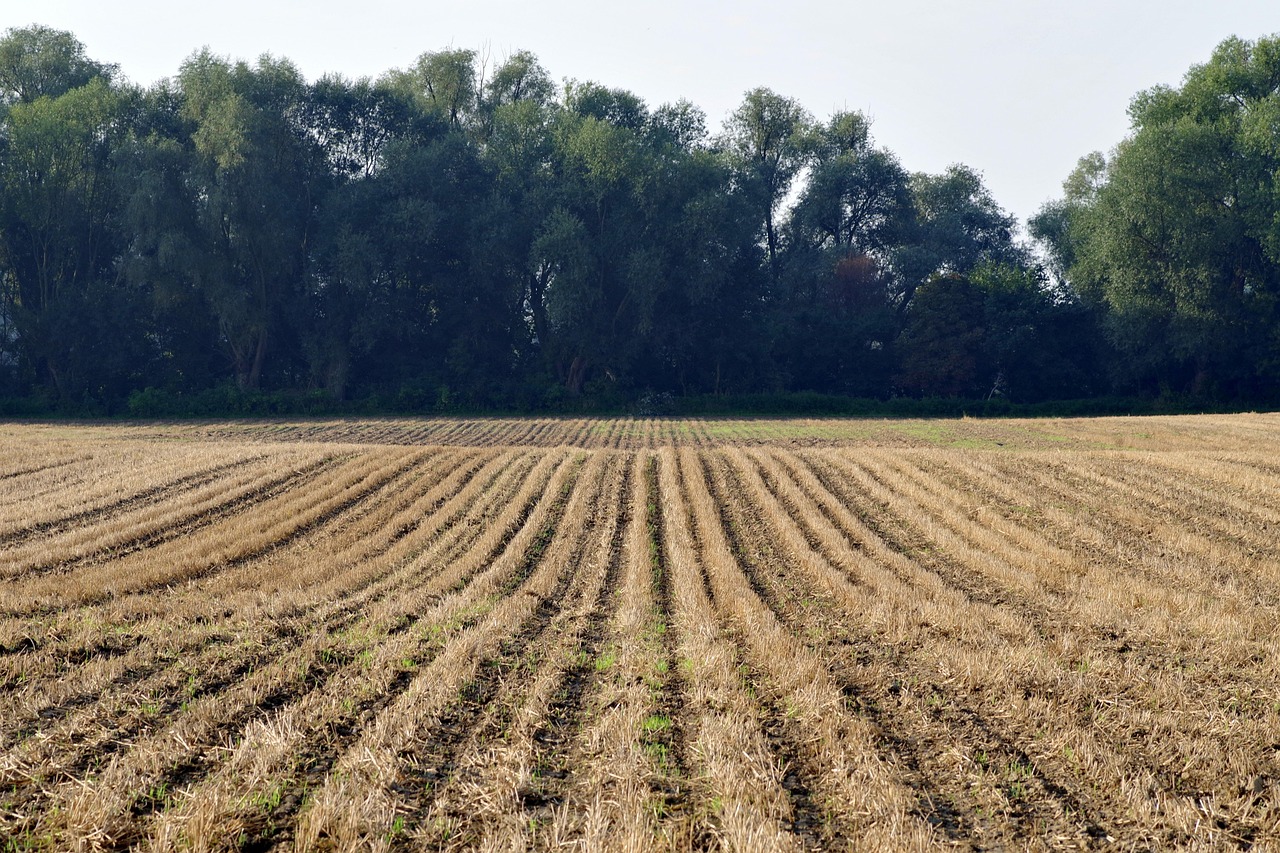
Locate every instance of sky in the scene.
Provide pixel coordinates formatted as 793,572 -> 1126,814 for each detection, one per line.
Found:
10,0 -> 1279,230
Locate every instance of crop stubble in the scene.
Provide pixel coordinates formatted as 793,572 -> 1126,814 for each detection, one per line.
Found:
1,414 -> 1278,850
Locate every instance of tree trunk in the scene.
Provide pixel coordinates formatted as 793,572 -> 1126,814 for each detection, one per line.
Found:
566,354 -> 587,395
327,351 -> 349,401
765,207 -> 779,279
47,361 -> 65,401
528,268 -> 551,348
1192,361 -> 1212,397
247,328 -> 267,391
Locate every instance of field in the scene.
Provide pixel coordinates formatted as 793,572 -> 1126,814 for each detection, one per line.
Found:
2,414 -> 1279,851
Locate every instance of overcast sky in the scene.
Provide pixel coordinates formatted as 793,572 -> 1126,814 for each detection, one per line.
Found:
11,1 -> 1279,229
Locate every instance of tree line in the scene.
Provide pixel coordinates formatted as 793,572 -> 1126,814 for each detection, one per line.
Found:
1,25 -> 1277,413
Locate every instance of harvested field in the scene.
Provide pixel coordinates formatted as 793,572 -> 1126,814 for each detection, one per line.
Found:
1,413 -> 1279,850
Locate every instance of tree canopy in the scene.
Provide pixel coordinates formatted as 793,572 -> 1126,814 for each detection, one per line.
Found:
1031,33 -> 1280,400
0,25 -> 1276,413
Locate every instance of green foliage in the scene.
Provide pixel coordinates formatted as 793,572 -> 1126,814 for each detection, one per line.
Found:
642,714 -> 672,733
0,24 -> 115,104
895,164 -> 1027,300
1036,33 -> 1280,398
1,27 -> 1277,414
721,87 -> 815,275
896,274 -> 987,397
386,48 -> 478,127
0,39 -> 138,403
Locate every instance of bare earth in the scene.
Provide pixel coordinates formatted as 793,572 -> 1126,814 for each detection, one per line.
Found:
1,413 -> 1278,850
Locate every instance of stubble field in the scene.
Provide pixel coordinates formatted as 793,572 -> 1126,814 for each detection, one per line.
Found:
1,414 -> 1279,851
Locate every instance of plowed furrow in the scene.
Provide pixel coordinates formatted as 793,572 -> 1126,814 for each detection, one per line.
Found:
0,453 -> 266,548
1028,451 -> 1280,578
1,633 -> 331,845
1184,450 -> 1280,507
1125,452 -> 1280,533
698,452 -> 941,850
3,451 -> 469,637
520,455 -> 633,819
936,450 -> 1280,638
9,452 -> 427,610
646,455 -> 695,827
285,454 -> 589,848
788,450 -> 1043,644
401,457 -> 618,849
659,449 -> 781,848
543,453 -> 698,850
136,453 -> 573,850
855,451 -> 1078,605
657,449 -> 845,851
719,453 -> 980,841
782,450 -> 1268,847
1,449 -> 499,736
185,450 -> 428,575
0,453 -> 340,583
1075,453 -> 1280,582
713,450 -> 1100,848
27,455 -> 580,849
901,450 -> 1280,647
0,449 -> 172,531
0,454 -> 86,483
137,607 -> 488,851
185,447 -> 466,600
246,447 -> 530,632
0,451 -> 501,747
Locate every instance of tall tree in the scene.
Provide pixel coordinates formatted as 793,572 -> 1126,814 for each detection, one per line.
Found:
0,24 -> 115,105
790,112 -> 912,257
1038,35 -> 1280,396
895,272 -> 987,397
484,50 -> 555,111
0,27 -> 134,400
302,74 -> 433,180
386,49 -> 478,129
894,164 -> 1024,310
166,51 -> 325,389
721,88 -> 813,278
538,103 -> 645,393
777,112 -> 911,395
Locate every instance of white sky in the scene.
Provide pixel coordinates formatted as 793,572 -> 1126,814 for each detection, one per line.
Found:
10,0 -> 1279,228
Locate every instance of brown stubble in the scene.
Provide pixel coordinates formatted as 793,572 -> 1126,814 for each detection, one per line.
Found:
791,446 -> 1280,846
288,450 -> 593,849
3,416 -> 1280,849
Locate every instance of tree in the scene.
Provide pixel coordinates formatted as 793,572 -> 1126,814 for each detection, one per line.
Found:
774,252 -> 898,396
0,27 -> 131,402
0,68 -> 134,400
1028,151 -> 1105,288
303,74 -> 434,180
790,112 -> 912,257
484,50 -> 554,111
8,28 -> 1226,410
895,273 -> 987,397
776,113 -> 911,395
971,263 -> 1098,401
385,49 -> 478,129
158,51 -> 326,390
564,81 -> 648,130
0,25 -> 115,105
1039,35 -> 1280,397
894,164 -> 1025,310
721,88 -> 813,278
475,50 -> 555,147
115,122 -> 222,395
649,99 -> 708,153
619,136 -> 765,396
537,105 -> 645,393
